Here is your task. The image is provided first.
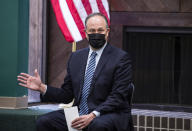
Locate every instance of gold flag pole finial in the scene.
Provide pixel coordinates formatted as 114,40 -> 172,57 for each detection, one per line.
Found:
72,42 -> 77,52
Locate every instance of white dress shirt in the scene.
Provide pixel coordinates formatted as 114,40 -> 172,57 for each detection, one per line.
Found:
85,43 -> 107,72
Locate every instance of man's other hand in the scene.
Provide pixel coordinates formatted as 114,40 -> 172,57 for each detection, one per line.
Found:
71,113 -> 96,130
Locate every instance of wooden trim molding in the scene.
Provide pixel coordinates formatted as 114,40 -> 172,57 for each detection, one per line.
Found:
111,12 -> 192,27
28,0 -> 47,102
0,96 -> 28,109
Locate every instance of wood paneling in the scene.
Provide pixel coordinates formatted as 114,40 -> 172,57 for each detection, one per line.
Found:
28,0 -> 44,102
47,4 -> 70,87
109,25 -> 123,49
109,0 -> 180,12
181,0 -> 192,12
111,12 -> 192,27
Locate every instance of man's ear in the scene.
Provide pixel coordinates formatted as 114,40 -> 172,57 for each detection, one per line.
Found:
105,28 -> 110,39
85,32 -> 89,40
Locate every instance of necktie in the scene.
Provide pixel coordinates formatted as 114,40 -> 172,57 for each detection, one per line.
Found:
79,52 -> 97,115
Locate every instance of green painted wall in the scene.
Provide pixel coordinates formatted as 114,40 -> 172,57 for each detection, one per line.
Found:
0,0 -> 29,97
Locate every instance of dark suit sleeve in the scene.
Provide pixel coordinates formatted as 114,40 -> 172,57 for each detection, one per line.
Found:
95,54 -> 132,114
41,54 -> 74,103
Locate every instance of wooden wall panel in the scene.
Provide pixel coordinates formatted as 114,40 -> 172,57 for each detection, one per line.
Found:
109,25 -> 123,49
181,0 -> 192,12
111,12 -> 192,27
109,0 -> 180,12
28,0 -> 44,102
47,5 -> 71,87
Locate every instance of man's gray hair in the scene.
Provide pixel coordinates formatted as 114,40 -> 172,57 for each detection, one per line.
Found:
85,13 -> 109,29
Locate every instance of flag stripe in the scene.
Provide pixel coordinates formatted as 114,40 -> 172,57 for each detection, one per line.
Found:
59,0 -> 82,42
82,0 -> 93,15
50,0 -> 74,42
96,0 -> 110,26
101,0 -> 110,19
89,0 -> 99,13
73,0 -> 88,26
66,0 -> 86,38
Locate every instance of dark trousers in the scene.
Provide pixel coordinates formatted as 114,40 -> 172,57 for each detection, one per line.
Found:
36,110 -> 133,131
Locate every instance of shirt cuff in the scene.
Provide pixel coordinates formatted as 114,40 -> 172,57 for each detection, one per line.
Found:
92,111 -> 100,117
42,85 -> 47,95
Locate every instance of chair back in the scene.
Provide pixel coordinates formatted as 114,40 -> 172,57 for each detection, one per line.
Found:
128,83 -> 134,106
128,83 -> 135,131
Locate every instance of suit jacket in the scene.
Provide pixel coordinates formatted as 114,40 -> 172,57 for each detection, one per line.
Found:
42,44 -> 133,128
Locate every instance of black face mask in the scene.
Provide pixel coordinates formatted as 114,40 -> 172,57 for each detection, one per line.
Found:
88,33 -> 106,49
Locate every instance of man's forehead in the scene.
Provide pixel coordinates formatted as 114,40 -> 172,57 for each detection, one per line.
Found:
86,15 -> 106,27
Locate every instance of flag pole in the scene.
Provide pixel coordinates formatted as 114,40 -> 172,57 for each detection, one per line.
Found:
72,41 -> 76,52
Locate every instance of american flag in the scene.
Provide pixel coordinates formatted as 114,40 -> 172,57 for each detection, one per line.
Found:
51,0 -> 110,43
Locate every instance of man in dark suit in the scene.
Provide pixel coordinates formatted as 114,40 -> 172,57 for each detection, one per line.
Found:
17,13 -> 133,131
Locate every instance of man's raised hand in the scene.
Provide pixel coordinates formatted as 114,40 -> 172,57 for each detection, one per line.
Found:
17,69 -> 46,94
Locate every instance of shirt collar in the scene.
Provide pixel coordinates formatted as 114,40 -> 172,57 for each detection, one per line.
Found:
89,42 -> 107,57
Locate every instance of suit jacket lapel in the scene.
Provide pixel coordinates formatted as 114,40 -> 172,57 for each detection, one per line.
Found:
77,48 -> 89,102
90,44 -> 112,93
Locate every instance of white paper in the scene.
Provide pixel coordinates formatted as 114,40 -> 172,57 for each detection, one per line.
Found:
64,106 -> 82,131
